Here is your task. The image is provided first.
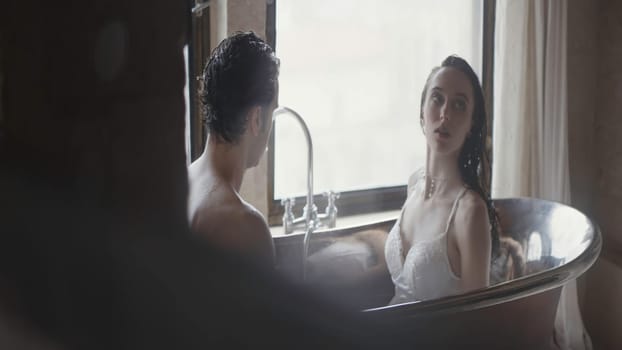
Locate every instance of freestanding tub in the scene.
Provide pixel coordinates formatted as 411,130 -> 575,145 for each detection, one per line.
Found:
274,198 -> 601,349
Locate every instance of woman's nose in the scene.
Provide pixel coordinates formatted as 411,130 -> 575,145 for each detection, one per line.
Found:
440,106 -> 450,122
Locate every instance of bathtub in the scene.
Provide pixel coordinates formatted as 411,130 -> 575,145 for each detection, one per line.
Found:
274,197 -> 601,349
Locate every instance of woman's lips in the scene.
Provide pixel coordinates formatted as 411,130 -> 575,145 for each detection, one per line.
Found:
434,128 -> 450,139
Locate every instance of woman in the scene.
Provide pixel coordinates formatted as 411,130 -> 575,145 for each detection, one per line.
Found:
384,56 -> 500,304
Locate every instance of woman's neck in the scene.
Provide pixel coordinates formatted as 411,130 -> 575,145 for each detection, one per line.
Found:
423,149 -> 462,199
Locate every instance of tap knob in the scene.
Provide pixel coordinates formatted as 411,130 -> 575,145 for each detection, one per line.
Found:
281,198 -> 296,234
323,191 -> 340,228
282,197 -> 295,211
324,191 -> 340,208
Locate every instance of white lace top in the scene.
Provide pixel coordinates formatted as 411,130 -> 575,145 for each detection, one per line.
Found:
384,174 -> 467,305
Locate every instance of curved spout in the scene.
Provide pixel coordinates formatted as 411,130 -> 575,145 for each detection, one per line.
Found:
272,106 -> 314,225
273,106 -> 316,281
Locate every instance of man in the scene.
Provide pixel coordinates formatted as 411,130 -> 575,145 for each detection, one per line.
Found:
0,8 -> 404,347
188,32 -> 279,267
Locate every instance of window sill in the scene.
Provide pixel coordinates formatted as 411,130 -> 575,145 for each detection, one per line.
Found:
270,209 -> 400,237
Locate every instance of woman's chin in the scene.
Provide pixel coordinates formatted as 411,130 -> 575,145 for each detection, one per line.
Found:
428,143 -> 460,156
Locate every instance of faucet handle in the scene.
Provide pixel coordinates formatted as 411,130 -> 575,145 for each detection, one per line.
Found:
281,197 -> 295,211
281,198 -> 296,234
323,191 -> 339,228
323,191 -> 340,209
281,197 -> 296,220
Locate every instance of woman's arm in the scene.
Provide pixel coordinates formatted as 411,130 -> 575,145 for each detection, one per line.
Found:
454,193 -> 492,292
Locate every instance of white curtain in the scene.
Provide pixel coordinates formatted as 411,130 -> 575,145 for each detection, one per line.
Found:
493,1 -> 590,349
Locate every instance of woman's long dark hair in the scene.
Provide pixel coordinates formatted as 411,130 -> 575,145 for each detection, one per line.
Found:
420,55 -> 500,257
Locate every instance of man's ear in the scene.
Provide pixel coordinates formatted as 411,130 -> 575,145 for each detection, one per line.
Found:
248,106 -> 262,137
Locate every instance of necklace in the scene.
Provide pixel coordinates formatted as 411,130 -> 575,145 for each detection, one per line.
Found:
423,174 -> 449,199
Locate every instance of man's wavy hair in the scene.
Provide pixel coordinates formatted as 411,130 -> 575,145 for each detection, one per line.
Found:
420,55 -> 500,257
199,32 -> 279,143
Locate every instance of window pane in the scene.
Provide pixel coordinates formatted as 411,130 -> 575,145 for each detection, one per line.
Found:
183,45 -> 191,166
274,0 -> 483,198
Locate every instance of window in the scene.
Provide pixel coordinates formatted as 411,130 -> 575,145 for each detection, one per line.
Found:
184,45 -> 191,166
267,0 -> 495,224
187,1 -> 212,164
527,231 -> 543,261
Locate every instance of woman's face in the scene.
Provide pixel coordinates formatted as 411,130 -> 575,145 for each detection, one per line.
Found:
421,67 -> 475,157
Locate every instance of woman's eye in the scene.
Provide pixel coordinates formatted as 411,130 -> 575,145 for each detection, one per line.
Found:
431,93 -> 443,105
453,100 -> 466,111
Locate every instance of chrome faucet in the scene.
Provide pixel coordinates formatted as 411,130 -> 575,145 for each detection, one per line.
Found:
272,106 -> 340,235
273,106 -> 340,281
280,191 -> 340,235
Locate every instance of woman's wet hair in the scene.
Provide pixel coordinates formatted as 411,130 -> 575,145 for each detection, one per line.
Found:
199,31 -> 280,144
420,55 -> 500,256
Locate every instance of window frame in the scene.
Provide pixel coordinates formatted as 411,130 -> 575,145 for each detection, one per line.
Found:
266,0 -> 496,226
188,0 -> 212,163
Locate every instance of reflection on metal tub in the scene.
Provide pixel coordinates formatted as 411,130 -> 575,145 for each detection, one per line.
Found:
273,197 -> 601,349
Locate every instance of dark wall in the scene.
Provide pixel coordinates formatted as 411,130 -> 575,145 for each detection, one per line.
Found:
1,0 -> 189,236
579,0 -> 622,348
0,3 -> 397,350
568,0 -> 622,348
0,1 -> 192,346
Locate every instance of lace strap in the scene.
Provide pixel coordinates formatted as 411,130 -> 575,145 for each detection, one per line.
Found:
444,187 -> 468,233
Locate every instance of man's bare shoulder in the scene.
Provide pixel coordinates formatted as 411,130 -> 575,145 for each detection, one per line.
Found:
191,194 -> 275,265
190,192 -> 244,235
230,200 -> 270,233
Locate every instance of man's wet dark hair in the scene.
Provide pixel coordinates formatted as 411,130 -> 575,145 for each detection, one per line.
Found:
199,31 -> 279,143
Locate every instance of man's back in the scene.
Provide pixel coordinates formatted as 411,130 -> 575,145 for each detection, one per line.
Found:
188,159 -> 275,266
0,158 -> 413,349
187,32 -> 280,268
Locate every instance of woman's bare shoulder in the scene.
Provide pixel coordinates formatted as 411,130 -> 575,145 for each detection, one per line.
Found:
455,190 -> 491,239
460,190 -> 488,210
407,167 -> 425,195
